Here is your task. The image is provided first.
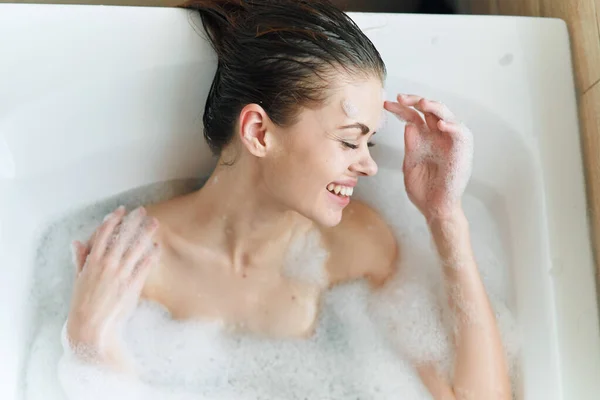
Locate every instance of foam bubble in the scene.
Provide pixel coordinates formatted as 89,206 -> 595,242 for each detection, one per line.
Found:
405,121 -> 474,217
376,109 -> 388,132
356,168 -> 519,384
69,242 -> 79,273
342,99 -> 359,118
283,228 -> 328,288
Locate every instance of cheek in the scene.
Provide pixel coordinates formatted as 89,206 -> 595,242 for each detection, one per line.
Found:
275,136 -> 350,194
267,141 -> 318,194
322,145 -> 352,173
306,145 -> 345,182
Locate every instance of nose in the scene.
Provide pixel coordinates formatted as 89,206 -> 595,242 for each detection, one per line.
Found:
349,147 -> 378,177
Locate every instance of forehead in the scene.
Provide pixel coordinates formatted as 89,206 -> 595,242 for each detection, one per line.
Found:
326,78 -> 384,130
291,77 -> 384,133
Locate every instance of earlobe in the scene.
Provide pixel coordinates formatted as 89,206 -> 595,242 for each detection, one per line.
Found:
239,104 -> 270,158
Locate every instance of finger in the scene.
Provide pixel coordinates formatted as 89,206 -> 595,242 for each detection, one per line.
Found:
90,206 -> 126,261
404,123 -> 421,153
396,94 -> 423,106
87,231 -> 97,249
423,113 -> 440,133
414,99 -> 456,122
403,124 -> 421,171
437,119 -> 462,136
71,240 -> 89,275
108,207 -> 147,262
384,101 -> 426,128
121,217 -> 159,275
129,243 -> 160,295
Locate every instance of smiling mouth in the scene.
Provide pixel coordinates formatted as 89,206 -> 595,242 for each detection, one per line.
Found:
326,183 -> 354,198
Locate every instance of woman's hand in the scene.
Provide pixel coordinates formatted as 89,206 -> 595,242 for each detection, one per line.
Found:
384,94 -> 473,221
66,206 -> 160,365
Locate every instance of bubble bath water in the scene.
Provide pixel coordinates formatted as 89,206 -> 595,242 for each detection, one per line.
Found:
23,173 -> 520,399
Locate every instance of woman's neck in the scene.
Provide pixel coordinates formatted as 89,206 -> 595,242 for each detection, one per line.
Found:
189,158 -> 310,262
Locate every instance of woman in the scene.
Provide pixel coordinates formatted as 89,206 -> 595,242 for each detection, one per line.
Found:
65,1 -> 510,398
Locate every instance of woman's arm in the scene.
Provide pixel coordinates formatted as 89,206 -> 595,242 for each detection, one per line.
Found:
384,94 -> 511,399
420,209 -> 510,400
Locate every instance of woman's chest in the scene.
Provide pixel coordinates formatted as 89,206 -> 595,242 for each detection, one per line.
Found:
167,266 -> 323,338
145,237 -> 329,338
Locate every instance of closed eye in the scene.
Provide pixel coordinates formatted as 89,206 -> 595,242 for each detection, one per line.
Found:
341,141 -> 376,149
341,141 -> 359,150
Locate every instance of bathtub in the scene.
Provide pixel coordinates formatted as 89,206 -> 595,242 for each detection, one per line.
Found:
0,4 -> 599,399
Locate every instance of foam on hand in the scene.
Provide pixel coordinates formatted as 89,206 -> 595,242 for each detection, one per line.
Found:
405,116 -> 474,218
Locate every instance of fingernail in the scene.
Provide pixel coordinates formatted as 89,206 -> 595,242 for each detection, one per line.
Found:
103,212 -> 114,222
117,205 -> 125,212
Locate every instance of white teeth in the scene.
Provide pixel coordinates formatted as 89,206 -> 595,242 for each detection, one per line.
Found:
327,184 -> 354,197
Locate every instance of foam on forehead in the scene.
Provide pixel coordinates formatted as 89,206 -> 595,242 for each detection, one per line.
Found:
341,99 -> 359,119
376,88 -> 388,131
376,110 -> 388,132
341,86 -> 387,125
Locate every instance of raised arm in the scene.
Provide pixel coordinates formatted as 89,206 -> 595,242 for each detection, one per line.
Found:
384,94 -> 510,400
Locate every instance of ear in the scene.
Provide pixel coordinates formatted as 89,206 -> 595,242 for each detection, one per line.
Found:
238,104 -> 273,158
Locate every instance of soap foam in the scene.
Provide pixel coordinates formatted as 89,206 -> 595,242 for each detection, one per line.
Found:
282,228 -> 329,288
407,121 -> 474,217
23,171 -> 519,399
357,167 -> 520,387
341,99 -> 359,118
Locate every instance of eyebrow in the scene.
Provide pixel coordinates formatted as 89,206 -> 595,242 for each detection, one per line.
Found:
339,122 -> 371,135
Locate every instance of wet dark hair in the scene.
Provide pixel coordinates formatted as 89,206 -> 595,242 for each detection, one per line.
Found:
178,0 -> 386,155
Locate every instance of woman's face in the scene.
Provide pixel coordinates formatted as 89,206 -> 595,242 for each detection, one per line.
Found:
262,77 -> 383,227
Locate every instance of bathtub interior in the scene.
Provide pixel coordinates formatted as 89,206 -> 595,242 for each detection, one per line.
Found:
0,4 -> 599,400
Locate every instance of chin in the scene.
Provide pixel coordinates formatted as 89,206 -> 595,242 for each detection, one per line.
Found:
293,206 -> 342,228
286,191 -> 346,227
314,208 -> 344,228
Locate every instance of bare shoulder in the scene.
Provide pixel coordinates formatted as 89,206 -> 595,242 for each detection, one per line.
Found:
139,194 -> 193,301
319,199 -> 399,286
144,193 -> 194,233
